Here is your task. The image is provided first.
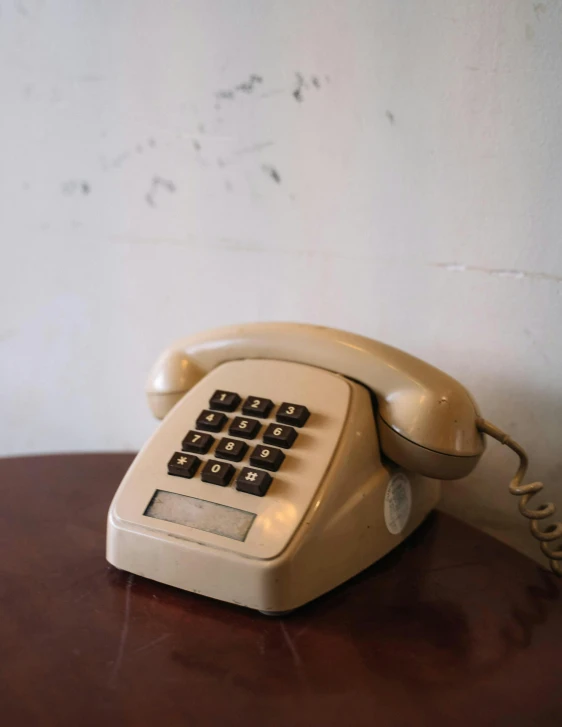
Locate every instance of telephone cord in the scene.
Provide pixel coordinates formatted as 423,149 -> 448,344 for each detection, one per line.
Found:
476,418 -> 562,576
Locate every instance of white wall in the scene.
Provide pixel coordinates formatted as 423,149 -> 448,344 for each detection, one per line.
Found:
1,0 -> 561,562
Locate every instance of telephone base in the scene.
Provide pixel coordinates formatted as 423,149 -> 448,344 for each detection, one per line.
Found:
107,470 -> 440,613
107,355 -> 442,612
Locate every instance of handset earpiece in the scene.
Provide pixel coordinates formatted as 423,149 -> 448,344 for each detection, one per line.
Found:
146,349 -> 205,419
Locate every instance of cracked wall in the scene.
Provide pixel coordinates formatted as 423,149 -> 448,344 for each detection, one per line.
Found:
0,0 -> 561,562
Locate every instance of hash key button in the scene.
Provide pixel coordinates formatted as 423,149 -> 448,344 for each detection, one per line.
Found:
167,452 -> 201,479
196,409 -> 227,432
236,467 -> 273,497
201,459 -> 235,487
242,396 -> 274,418
263,423 -> 297,449
250,445 -> 285,472
276,403 -> 310,427
209,390 -> 241,412
229,416 -> 261,440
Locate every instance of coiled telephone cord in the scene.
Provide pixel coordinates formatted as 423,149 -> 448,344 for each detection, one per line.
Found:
477,418 -> 562,576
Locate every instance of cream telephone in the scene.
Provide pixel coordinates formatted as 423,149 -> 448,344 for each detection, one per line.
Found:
106,323 -> 562,613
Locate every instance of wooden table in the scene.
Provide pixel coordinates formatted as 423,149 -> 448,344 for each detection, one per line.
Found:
1,453 -> 561,727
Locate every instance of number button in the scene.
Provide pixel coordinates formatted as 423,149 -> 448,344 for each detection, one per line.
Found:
241,396 -> 274,418
229,416 -> 261,440
276,402 -> 310,427
236,467 -> 273,497
209,390 -> 241,412
201,459 -> 235,487
167,452 -> 201,479
263,423 -> 297,449
195,409 -> 227,432
249,445 -> 285,472
215,437 -> 248,462
182,430 -> 214,454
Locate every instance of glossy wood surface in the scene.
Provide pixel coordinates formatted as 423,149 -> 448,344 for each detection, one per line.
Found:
1,453 -> 561,727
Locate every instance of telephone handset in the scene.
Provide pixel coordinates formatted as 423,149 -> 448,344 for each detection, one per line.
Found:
107,323 -> 561,613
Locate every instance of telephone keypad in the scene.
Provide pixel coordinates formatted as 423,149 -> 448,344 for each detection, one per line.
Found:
167,452 -> 201,479
168,392 -> 311,496
215,437 -> 248,462
209,390 -> 241,412
196,410 -> 227,433
236,467 -> 273,497
263,423 -> 298,449
201,459 -> 235,487
249,444 -> 285,472
229,416 -> 261,440
182,430 -> 214,455
242,396 -> 274,418
276,402 -> 310,428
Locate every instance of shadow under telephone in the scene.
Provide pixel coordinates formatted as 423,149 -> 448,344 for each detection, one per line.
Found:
106,323 -> 562,614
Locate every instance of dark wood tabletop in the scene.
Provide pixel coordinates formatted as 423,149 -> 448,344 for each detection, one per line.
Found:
1,453 -> 561,727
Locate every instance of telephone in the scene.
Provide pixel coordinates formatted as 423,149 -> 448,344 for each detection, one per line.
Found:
106,323 -> 561,613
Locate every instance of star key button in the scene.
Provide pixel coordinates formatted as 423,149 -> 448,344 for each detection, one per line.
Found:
236,467 -> 273,497
167,452 -> 201,479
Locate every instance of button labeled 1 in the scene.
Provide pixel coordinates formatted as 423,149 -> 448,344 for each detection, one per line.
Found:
209,390 -> 241,412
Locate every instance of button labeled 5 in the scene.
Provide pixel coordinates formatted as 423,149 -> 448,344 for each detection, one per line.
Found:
229,416 -> 261,440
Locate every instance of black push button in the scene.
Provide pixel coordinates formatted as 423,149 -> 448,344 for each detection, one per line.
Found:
167,452 -> 201,479
250,444 -> 285,472
242,396 -> 274,418
209,390 -> 241,412
201,459 -> 235,487
229,416 -> 261,440
196,409 -> 227,432
263,423 -> 297,449
182,430 -> 214,454
276,403 -> 310,427
236,467 -> 272,497
215,437 -> 248,462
